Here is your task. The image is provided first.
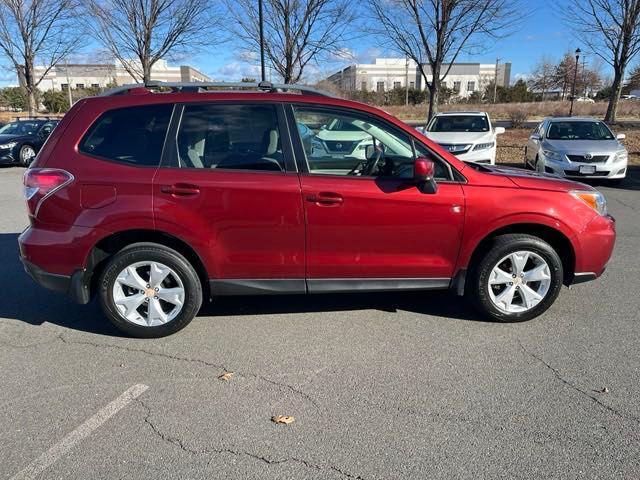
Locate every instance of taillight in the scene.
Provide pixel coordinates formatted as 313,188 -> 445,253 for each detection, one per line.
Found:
23,168 -> 74,216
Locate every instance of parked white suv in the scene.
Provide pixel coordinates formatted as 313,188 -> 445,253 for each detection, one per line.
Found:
419,111 -> 505,165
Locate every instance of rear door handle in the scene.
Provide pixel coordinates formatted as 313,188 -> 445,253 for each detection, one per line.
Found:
306,192 -> 343,206
160,183 -> 200,196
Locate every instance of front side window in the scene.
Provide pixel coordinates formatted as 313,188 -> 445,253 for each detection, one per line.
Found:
79,104 -> 173,166
292,106 -> 452,181
175,104 -> 284,171
428,115 -> 489,133
546,121 -> 614,140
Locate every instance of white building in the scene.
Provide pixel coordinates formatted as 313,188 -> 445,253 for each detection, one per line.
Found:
326,58 -> 511,98
31,59 -> 211,91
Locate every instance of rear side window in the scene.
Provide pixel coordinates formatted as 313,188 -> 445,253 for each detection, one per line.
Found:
175,104 -> 285,171
79,104 -> 173,166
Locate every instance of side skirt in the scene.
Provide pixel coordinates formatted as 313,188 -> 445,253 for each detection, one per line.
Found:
210,278 -> 451,296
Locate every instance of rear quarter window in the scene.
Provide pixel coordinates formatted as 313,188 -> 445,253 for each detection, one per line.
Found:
79,104 -> 173,166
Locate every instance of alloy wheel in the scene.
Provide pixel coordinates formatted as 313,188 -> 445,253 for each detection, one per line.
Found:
112,261 -> 185,326
21,146 -> 36,165
487,250 -> 551,313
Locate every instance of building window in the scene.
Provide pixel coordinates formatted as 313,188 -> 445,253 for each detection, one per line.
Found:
61,84 -> 69,91
376,81 -> 385,92
393,81 -> 401,89
91,83 -> 100,88
76,83 -> 85,89
361,81 -> 367,91
453,81 -> 461,93
409,81 -> 415,89
467,81 -> 476,92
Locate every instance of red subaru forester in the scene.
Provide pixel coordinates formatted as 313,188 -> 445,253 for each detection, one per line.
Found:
18,82 -> 616,337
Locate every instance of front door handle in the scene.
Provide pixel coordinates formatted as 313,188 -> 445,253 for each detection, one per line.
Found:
160,183 -> 201,196
306,192 -> 343,206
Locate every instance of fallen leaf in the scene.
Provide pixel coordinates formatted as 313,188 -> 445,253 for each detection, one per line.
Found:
271,415 -> 295,425
218,372 -> 234,381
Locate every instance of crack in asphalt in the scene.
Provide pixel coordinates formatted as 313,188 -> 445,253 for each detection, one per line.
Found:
518,341 -> 639,425
136,397 -> 365,479
57,334 -> 320,410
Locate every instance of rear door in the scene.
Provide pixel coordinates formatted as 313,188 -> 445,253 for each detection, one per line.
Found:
287,104 -> 465,289
153,102 -> 306,293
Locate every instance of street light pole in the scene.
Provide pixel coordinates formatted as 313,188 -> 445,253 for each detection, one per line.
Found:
569,48 -> 581,116
405,57 -> 409,106
258,0 -> 266,82
493,58 -> 500,103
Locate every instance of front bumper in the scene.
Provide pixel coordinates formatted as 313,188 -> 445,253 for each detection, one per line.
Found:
543,156 -> 627,179
572,214 -> 616,281
452,146 -> 496,165
0,152 -> 17,165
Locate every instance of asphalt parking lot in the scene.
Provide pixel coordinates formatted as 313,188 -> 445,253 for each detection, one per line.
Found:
1,165 -> 639,480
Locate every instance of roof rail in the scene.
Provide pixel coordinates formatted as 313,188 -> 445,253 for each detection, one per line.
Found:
100,81 -> 336,98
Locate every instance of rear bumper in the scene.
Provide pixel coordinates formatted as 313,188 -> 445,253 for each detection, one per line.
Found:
21,258 -> 90,304
18,223 -> 101,304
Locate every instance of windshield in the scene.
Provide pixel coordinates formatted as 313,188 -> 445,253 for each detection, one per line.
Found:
429,115 -> 489,132
547,121 -> 614,140
327,119 -> 364,132
0,121 -> 41,136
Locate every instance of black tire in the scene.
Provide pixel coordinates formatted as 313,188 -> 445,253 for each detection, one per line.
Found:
467,234 -> 563,323
98,243 -> 203,338
19,144 -> 36,167
523,148 -> 529,169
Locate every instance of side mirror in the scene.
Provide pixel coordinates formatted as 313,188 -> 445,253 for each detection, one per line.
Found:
414,157 -> 437,194
530,133 -> 541,141
617,133 -> 626,140
494,127 -> 505,135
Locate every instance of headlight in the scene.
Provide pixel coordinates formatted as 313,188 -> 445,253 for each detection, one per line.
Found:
570,190 -> 607,216
542,149 -> 562,161
473,141 -> 495,151
614,150 -> 628,162
0,142 -> 17,149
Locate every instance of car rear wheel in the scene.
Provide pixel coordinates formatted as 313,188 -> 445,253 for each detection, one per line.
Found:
19,144 -> 36,167
468,234 -> 563,322
99,243 -> 203,337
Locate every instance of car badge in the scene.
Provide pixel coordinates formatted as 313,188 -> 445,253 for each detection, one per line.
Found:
584,153 -> 592,160
336,143 -> 342,149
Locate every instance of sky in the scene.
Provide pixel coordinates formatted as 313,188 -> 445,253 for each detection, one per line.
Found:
0,0 -> 612,88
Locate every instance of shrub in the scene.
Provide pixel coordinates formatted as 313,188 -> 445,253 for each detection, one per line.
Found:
507,107 -> 529,127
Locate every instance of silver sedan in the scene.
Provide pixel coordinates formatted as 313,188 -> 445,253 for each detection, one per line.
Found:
524,117 -> 628,183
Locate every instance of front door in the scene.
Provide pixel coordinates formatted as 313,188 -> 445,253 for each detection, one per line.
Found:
153,102 -> 306,293
288,105 -> 465,290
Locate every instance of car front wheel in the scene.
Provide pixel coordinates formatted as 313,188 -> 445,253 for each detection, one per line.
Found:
468,234 -> 563,322
19,144 -> 36,167
98,243 -> 203,337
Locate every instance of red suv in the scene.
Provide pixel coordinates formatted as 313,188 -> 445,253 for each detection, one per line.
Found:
18,82 -> 615,337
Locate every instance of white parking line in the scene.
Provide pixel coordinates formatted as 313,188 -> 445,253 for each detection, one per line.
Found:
10,384 -> 149,480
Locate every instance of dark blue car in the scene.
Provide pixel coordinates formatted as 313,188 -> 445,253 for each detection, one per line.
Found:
0,119 -> 59,167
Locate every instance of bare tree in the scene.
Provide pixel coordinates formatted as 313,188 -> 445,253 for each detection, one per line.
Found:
0,0 -> 80,115
568,0 -> 640,121
85,0 -> 222,83
528,56 -> 558,100
226,0 -> 355,84
368,0 -> 524,120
